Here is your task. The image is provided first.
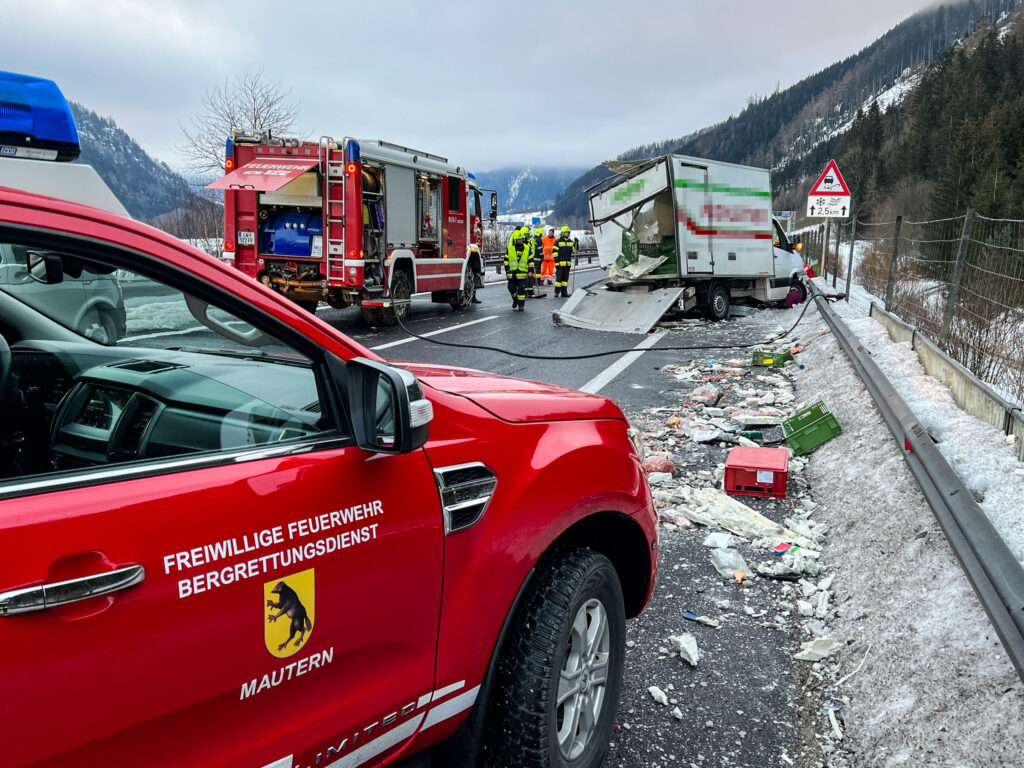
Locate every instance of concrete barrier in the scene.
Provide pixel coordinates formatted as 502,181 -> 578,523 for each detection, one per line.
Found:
869,301 -> 1024,462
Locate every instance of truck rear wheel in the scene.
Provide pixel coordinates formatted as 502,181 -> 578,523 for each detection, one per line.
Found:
708,283 -> 730,321
488,547 -> 625,768
380,270 -> 412,326
296,300 -> 318,314
449,269 -> 477,310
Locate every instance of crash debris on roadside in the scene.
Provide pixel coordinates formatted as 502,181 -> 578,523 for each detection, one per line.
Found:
633,334 -> 858,763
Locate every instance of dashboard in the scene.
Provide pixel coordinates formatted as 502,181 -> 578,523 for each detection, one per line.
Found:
4,340 -> 324,477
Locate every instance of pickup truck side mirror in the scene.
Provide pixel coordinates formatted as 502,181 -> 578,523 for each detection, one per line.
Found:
346,357 -> 432,453
25,251 -> 64,284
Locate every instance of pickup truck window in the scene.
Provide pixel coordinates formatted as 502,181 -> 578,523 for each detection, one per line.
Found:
0,239 -> 334,490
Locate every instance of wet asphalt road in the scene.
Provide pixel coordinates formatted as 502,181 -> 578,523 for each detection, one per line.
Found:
311,274 -> 825,768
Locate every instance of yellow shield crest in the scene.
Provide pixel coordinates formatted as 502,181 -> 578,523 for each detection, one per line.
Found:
264,568 -> 315,659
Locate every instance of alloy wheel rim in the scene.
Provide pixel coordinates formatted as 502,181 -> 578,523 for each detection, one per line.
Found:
556,598 -> 610,760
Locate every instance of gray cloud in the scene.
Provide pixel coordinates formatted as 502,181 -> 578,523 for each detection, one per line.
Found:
3,0 -> 933,172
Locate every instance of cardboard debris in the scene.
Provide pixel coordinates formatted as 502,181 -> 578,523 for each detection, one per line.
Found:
678,487 -> 809,545
668,633 -> 700,666
794,637 -> 840,661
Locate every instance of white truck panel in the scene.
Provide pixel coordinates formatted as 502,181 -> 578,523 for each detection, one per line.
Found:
592,159 -> 670,268
672,156 -> 773,278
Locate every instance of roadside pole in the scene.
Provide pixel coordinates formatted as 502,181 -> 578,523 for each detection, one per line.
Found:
885,216 -> 903,311
822,218 -> 831,282
939,207 -> 975,349
833,220 -> 841,289
845,209 -> 857,302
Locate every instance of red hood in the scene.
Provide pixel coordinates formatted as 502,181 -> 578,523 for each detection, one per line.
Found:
397,362 -> 626,423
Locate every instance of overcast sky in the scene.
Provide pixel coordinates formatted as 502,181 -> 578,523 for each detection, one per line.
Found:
4,0 -> 936,173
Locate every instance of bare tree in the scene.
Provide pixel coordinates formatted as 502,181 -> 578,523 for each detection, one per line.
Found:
177,69 -> 300,176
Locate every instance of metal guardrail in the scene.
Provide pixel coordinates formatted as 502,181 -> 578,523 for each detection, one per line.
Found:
481,250 -> 600,273
810,283 -> 1024,683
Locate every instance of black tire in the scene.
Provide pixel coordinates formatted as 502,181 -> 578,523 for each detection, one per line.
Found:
488,548 -> 625,768
360,305 -> 385,326
79,310 -> 119,345
449,269 -> 477,310
380,270 -> 412,326
708,283 -> 730,321
296,299 -> 319,313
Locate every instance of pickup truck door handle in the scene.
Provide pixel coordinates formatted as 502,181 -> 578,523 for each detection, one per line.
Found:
0,564 -> 145,616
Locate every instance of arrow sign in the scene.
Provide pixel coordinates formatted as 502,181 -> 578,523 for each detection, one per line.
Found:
809,159 -> 850,196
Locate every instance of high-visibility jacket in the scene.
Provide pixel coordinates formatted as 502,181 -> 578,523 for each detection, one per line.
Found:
505,234 -> 531,275
542,235 -> 556,257
553,237 -> 575,266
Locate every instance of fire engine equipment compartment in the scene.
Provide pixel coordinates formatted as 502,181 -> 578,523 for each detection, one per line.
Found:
260,211 -> 323,257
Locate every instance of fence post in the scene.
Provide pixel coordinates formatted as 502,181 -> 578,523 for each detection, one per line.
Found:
845,208 -> 857,302
940,207 -> 975,349
885,216 -> 902,311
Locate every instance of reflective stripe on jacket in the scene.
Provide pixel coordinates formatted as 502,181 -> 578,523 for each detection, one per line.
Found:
553,237 -> 574,265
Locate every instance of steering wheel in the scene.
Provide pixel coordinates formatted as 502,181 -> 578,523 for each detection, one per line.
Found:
0,332 -> 10,398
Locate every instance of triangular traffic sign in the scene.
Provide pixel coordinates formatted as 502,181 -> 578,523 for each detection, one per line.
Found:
809,160 -> 850,196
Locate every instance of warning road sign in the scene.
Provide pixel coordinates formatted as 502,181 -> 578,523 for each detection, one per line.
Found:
807,159 -> 850,218
809,160 -> 849,195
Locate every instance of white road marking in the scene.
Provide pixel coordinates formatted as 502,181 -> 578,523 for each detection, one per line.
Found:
369,316 -> 498,351
579,331 -> 666,395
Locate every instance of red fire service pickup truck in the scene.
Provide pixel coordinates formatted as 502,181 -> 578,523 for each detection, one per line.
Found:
0,72 -> 657,768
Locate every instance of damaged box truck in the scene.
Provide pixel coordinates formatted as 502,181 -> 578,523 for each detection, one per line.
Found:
553,155 -> 806,333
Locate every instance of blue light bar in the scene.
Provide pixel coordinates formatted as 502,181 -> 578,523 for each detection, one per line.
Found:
467,172 -> 476,180
0,71 -> 80,162
346,139 -> 360,163
225,136 -> 233,158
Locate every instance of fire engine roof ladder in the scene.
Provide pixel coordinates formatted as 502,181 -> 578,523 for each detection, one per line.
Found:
323,136 -> 347,283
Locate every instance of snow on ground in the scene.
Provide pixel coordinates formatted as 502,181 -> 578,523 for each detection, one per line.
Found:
790,280 -> 1024,766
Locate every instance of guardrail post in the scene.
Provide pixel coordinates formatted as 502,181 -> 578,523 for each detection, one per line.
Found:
940,207 -> 975,350
885,216 -> 902,311
845,209 -> 857,302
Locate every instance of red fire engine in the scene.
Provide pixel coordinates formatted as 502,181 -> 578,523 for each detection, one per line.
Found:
209,134 -> 495,325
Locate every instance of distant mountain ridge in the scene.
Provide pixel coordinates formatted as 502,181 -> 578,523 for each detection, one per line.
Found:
473,166 -> 586,213
552,0 -> 1024,224
69,102 -> 193,221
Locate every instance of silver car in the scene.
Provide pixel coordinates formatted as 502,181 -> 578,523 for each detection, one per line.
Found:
0,243 -> 126,343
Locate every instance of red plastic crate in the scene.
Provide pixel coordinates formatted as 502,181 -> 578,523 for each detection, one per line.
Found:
724,446 -> 789,499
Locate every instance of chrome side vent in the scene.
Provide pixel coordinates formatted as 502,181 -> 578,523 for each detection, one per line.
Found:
433,462 -> 497,535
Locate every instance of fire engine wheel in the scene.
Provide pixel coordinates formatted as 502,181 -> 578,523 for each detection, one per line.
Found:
490,547 -> 625,768
449,269 -> 477,310
380,271 -> 412,326
708,283 -> 730,321
296,300 -> 319,314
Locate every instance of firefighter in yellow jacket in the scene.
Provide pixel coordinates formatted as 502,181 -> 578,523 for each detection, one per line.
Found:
504,226 -> 531,310
553,226 -> 575,297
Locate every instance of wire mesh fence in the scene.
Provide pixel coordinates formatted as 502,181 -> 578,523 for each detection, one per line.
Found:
837,209 -> 1024,404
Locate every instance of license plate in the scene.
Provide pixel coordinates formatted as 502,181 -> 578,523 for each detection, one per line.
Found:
237,230 -> 255,246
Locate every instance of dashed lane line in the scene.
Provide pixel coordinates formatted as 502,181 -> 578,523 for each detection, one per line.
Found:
578,331 -> 666,395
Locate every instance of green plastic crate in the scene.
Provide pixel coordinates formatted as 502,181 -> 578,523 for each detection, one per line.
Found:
615,230 -> 640,269
752,347 -> 792,367
782,400 -> 842,455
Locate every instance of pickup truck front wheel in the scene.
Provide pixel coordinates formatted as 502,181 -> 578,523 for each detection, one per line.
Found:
491,548 -> 625,768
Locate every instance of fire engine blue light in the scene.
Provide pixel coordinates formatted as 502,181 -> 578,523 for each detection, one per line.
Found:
468,172 -> 476,180
0,71 -> 80,162
346,139 -> 360,163
225,137 -> 233,158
